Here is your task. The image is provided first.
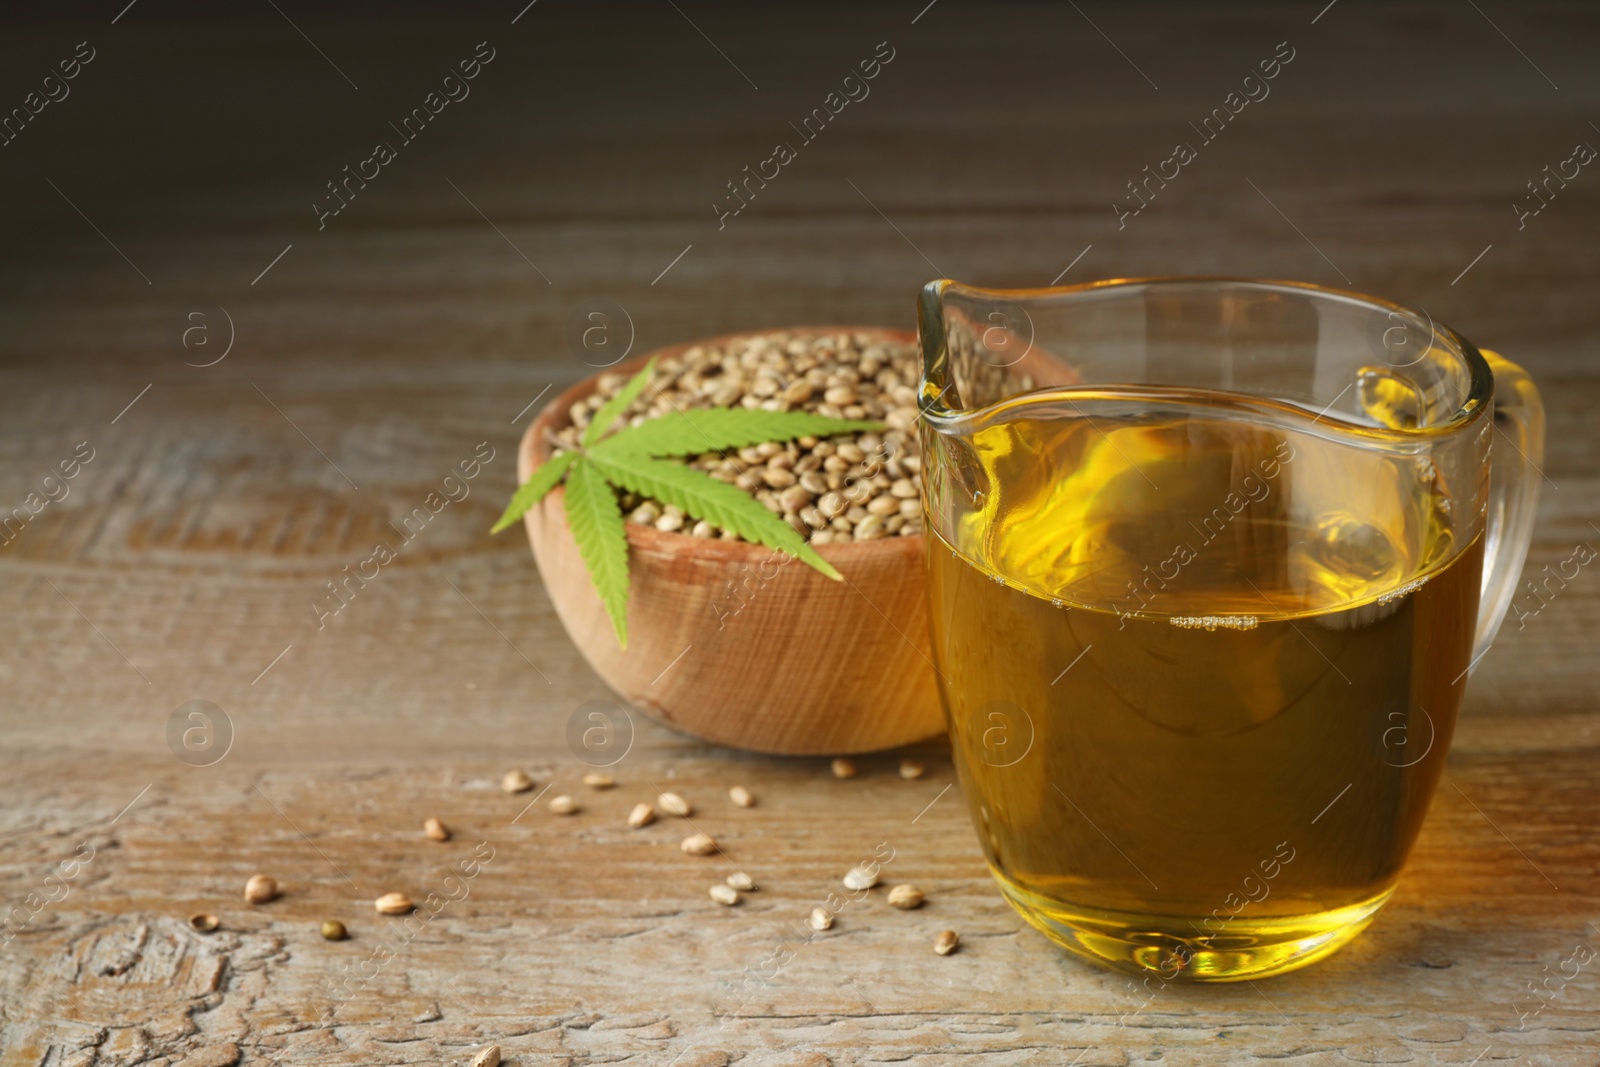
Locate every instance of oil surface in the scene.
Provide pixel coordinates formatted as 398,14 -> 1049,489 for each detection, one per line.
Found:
926,406 -> 1482,978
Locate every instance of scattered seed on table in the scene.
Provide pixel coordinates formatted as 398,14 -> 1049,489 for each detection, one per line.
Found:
189,913 -> 219,933
934,929 -> 961,956
843,866 -> 879,891
729,785 -> 756,808
809,907 -> 834,931
726,871 -> 756,891
244,874 -> 278,904
628,802 -> 656,828
321,919 -> 348,941
659,792 -> 692,817
831,758 -> 857,779
549,794 -> 580,815
710,884 -> 741,906
583,772 -> 616,789
888,884 -> 925,909
681,832 -> 718,855
899,760 -> 925,780
472,1046 -> 501,1067
374,892 -> 414,915
502,770 -> 534,794
424,817 -> 450,841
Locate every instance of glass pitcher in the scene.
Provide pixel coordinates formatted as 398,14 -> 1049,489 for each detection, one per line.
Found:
917,277 -> 1544,981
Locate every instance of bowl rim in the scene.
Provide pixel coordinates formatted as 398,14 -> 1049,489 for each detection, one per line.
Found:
519,325 -> 926,565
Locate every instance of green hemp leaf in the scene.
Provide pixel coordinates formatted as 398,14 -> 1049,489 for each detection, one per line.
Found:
491,358 -> 885,648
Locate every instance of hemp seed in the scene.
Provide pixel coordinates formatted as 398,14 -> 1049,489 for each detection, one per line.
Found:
681,832 -> 718,856
582,772 -> 616,789
831,758 -> 857,779
726,871 -> 756,891
888,884 -> 926,909
472,1046 -> 501,1067
548,794 -> 579,815
843,866 -> 879,891
321,919 -> 348,941
558,331 -> 935,544
502,770 -> 535,794
809,907 -> 834,931
710,884 -> 741,906
374,892 -> 414,915
244,874 -> 278,904
934,929 -> 960,955
728,785 -> 756,808
424,817 -> 450,841
189,913 -> 219,933
899,760 -> 925,780
628,802 -> 656,828
658,792 -> 692,817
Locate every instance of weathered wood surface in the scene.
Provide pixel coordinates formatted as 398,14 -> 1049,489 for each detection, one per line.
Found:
1,3 -> 1598,1064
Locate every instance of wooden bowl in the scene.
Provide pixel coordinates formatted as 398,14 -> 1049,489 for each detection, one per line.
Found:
517,327 -> 944,755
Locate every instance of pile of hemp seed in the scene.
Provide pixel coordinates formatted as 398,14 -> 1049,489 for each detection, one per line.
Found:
553,330 -> 925,544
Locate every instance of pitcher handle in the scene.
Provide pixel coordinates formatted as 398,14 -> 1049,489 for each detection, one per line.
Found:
1472,349 -> 1546,665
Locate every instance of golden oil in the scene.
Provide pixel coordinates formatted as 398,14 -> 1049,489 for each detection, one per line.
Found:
927,405 -> 1481,980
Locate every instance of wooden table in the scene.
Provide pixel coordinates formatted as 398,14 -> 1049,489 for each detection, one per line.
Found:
2,3 -> 1597,1064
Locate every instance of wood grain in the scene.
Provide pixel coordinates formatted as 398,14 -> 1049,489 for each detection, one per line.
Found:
1,3 -> 1598,1064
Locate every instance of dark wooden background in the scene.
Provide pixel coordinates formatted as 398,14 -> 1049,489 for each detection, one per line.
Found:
1,2 -> 1597,1064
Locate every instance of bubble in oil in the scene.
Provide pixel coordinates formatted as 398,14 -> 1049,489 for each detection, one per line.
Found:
1169,615 -> 1259,631
1377,574 -> 1430,605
